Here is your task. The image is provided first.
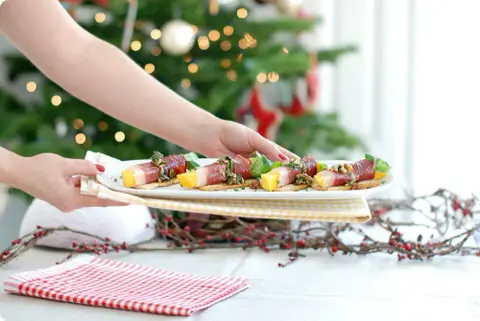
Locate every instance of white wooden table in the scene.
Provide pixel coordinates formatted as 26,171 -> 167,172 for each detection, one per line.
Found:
1,244 -> 480,321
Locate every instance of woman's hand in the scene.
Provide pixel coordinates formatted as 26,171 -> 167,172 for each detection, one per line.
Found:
199,120 -> 299,161
11,153 -> 126,213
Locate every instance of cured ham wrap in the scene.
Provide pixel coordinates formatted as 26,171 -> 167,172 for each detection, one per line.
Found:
121,152 -> 199,189
260,156 -> 319,192
312,154 -> 391,191
177,153 -> 273,191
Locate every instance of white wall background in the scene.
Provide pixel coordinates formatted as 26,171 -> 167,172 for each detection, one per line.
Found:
316,0 -> 480,197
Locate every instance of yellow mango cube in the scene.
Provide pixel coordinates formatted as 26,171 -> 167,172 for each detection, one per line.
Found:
121,169 -> 136,187
177,172 -> 198,188
261,172 -> 280,191
314,173 -> 325,188
374,171 -> 386,180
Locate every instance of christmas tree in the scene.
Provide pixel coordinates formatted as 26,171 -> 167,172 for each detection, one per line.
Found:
0,0 -> 363,162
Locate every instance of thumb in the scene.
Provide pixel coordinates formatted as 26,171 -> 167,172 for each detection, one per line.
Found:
62,159 -> 102,176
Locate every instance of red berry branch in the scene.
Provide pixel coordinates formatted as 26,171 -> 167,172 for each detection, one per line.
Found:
1,189 -> 479,268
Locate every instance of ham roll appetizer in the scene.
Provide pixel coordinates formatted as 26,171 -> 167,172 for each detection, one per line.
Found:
121,152 -> 199,189
260,155 -> 319,191
177,154 -> 260,191
311,154 -> 390,191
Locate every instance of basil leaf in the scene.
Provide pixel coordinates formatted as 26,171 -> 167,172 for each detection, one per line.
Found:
183,152 -> 199,162
364,153 -> 375,162
376,159 -> 391,172
250,154 -> 272,177
317,163 -> 328,171
187,160 -> 200,170
270,161 -> 282,169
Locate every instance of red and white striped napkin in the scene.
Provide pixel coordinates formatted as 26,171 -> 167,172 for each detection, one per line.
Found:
3,255 -> 249,316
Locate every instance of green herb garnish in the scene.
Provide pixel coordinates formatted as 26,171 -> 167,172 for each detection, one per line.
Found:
317,163 -> 328,171
183,152 -> 198,162
150,151 -> 164,165
187,160 -> 199,170
365,153 -> 391,173
250,154 -> 272,177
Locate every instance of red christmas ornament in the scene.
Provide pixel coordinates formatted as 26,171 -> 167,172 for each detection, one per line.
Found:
236,87 -> 283,140
306,53 -> 319,106
280,94 -> 303,117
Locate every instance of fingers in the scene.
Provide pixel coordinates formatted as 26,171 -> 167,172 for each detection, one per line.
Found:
62,159 -> 104,177
248,131 -> 298,161
276,144 -> 300,160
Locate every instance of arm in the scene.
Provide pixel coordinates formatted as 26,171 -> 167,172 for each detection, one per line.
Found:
0,147 -> 23,187
0,0 -> 222,154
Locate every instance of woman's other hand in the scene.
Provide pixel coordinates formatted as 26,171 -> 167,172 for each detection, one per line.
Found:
12,153 -> 126,212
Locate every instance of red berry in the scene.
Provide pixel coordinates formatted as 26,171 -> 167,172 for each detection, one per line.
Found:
105,237 -> 111,242
165,215 -> 173,222
188,248 -> 193,253
297,240 -> 306,247
404,243 -> 412,251
184,226 -> 190,232
84,246 -> 91,251
389,239 -> 398,246
205,235 -> 212,241
463,208 -> 470,216
396,243 -> 404,249
235,237 -> 243,242
264,247 -> 270,253
36,225 -> 42,229
161,229 -> 168,236
122,242 -> 127,249
11,239 -> 20,245
3,250 -> 10,256
72,242 -> 78,248
453,199 -> 461,211
331,246 -> 338,253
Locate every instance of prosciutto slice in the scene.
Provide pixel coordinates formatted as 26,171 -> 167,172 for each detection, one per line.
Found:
124,155 -> 188,186
315,159 -> 376,188
194,155 -> 253,186
232,155 -> 252,179
269,156 -> 317,188
161,155 -> 187,179
125,163 -> 160,186
302,155 -> 318,177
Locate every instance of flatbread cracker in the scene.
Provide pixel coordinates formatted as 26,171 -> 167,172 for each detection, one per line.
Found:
275,184 -> 309,192
197,179 -> 258,191
134,178 -> 180,190
311,179 -> 381,191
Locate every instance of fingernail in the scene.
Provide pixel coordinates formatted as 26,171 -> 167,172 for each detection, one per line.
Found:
278,153 -> 289,161
95,164 -> 105,172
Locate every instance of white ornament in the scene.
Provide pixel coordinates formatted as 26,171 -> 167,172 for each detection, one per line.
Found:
275,0 -> 303,16
159,19 -> 196,55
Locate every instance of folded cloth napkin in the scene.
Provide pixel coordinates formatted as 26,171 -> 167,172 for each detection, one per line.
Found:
80,151 -> 372,223
4,255 -> 249,316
